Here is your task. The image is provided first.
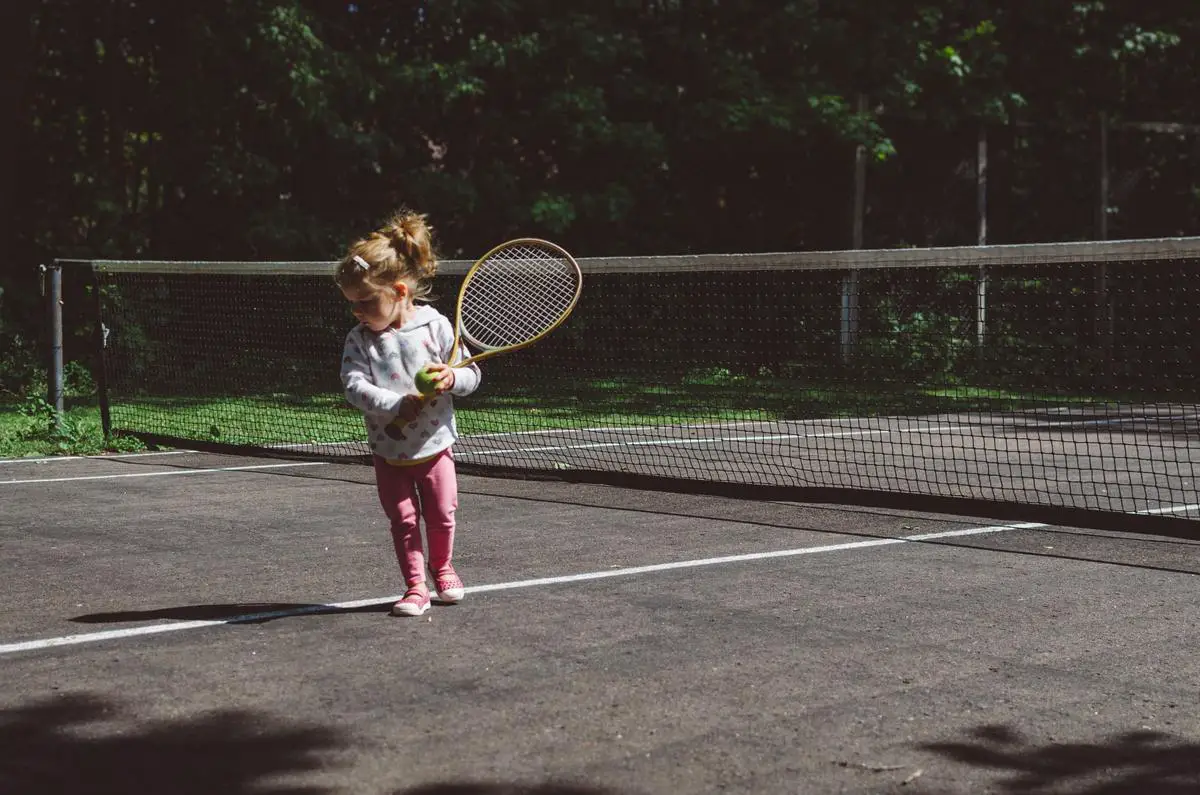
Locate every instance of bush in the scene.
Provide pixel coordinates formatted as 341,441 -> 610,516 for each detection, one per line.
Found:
0,333 -> 44,397
64,360 -> 96,397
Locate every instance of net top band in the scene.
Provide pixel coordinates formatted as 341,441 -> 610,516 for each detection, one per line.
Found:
57,236 -> 1200,276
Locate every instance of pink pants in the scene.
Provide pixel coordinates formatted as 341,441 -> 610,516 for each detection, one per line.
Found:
372,449 -> 458,587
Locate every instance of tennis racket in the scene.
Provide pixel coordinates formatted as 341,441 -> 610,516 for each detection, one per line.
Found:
386,239 -> 580,433
443,238 -> 582,369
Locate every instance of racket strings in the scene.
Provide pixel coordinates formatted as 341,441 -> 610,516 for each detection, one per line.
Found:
464,274 -> 574,347
460,244 -> 580,351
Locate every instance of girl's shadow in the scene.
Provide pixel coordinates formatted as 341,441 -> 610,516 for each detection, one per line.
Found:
71,602 -> 395,625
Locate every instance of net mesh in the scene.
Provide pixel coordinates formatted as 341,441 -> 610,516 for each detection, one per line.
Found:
73,239 -> 1200,522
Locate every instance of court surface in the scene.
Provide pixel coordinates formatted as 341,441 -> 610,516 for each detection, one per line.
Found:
3,450 -> 1199,794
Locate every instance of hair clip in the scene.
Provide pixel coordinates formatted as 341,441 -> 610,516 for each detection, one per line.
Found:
353,255 -> 370,271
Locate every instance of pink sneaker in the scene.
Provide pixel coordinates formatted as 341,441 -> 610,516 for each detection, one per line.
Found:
391,587 -> 431,617
431,567 -> 465,603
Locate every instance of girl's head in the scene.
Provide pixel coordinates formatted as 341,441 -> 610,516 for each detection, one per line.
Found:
335,210 -> 438,331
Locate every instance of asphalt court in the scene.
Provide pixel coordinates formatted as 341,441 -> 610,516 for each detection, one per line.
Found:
3,450 -> 1200,794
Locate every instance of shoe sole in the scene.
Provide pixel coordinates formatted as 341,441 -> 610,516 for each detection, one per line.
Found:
391,601 -> 431,617
430,568 -> 465,604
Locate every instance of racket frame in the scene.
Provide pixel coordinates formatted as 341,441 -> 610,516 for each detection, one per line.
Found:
447,237 -> 583,368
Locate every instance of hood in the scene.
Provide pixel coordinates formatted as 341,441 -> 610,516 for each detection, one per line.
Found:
392,304 -> 442,333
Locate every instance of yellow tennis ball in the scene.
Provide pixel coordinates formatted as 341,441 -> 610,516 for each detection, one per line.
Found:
414,366 -> 438,395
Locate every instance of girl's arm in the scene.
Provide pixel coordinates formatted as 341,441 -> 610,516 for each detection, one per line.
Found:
448,346 -> 481,397
341,333 -> 404,416
438,319 -> 481,397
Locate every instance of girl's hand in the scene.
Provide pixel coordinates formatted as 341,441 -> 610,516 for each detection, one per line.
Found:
423,362 -> 456,394
396,393 -> 423,422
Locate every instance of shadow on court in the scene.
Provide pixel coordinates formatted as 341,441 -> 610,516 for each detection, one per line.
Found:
921,724 -> 1200,794
396,784 -> 629,795
5,452 -> 1200,793
0,694 -> 637,795
0,693 -> 346,794
70,603 -> 393,625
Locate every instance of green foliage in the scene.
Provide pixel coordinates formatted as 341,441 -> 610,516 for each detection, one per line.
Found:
8,0 -> 1198,262
12,393 -> 96,453
867,306 -> 973,382
530,193 -> 578,234
63,360 -> 95,397
0,395 -> 138,458
4,0 -> 1200,403
0,328 -> 43,397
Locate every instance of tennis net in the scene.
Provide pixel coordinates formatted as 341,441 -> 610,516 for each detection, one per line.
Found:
66,238 -> 1200,527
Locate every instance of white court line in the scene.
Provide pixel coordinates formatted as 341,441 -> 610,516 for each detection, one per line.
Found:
460,425 -> 973,458
274,416 -> 972,448
0,450 -> 195,465
1,503 -> 1195,657
247,410 -> 1200,460
0,520 -> 1037,657
1028,414 -> 1200,430
461,415 -> 875,439
1141,503 -> 1200,516
0,461 -> 329,485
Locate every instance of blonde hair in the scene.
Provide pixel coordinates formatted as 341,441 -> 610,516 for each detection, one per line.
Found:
335,209 -> 438,301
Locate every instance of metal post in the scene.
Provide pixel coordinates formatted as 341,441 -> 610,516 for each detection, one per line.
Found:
842,93 -> 867,363
1098,111 -> 1110,241
976,124 -> 989,352
92,268 -> 113,440
840,270 -> 860,364
976,124 -> 988,247
852,95 -> 868,251
45,264 -> 64,432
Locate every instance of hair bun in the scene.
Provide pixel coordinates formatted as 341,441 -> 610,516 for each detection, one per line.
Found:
336,208 -> 441,298
383,210 -> 436,277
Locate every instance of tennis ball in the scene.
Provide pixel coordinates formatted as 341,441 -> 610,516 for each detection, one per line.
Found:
414,366 -> 439,395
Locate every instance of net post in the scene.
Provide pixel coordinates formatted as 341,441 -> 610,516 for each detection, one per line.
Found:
89,264 -> 112,440
840,271 -> 860,363
42,263 -> 65,432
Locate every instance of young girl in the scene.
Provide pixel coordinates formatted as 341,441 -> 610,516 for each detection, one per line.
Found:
335,210 -> 481,617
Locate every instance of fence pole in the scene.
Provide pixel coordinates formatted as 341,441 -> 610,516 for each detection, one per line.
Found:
976,124 -> 989,352
44,263 -> 65,432
842,93 -> 867,363
1096,113 -> 1114,375
1098,111 -> 1110,241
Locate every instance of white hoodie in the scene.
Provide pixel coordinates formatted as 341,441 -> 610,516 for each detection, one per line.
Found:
340,305 -> 481,463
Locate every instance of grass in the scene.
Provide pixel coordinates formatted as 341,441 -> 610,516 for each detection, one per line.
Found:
95,378 -> 1072,450
0,400 -> 145,459
1,372 -> 1145,460
461,375 -> 1063,429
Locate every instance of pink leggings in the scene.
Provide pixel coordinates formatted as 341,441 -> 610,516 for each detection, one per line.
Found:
372,449 -> 458,587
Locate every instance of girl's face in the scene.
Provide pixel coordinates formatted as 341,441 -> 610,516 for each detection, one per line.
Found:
341,282 -> 407,332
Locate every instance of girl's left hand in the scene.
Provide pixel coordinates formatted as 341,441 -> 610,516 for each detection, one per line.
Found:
424,362 -> 456,394
396,393 -> 423,422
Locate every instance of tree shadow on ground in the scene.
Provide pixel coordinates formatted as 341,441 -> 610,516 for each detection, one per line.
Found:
922,723 -> 1200,794
0,692 -> 346,794
396,784 -> 629,795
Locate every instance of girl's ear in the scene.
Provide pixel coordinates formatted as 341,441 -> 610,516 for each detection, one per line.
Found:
392,281 -> 409,300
